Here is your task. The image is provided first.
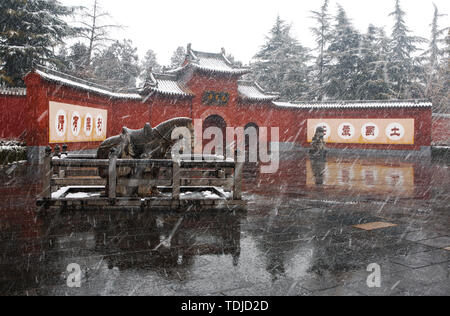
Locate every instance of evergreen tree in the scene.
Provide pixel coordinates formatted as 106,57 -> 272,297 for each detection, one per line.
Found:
432,29 -> 450,112
78,0 -> 121,67
92,39 -> 140,90
388,0 -> 425,98
56,42 -> 91,78
309,0 -> 332,100
357,25 -> 391,99
442,30 -> 450,112
0,0 -> 77,86
170,46 -> 186,69
251,16 -> 311,100
424,4 -> 448,100
140,49 -> 161,82
324,5 -> 363,100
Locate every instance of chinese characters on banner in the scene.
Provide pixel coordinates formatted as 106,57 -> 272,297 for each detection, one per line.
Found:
49,101 -> 107,143
307,119 -> 414,144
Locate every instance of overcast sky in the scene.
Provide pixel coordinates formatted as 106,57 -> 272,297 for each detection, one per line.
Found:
60,0 -> 450,66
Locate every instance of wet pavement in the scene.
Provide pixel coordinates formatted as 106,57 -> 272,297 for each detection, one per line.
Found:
0,153 -> 449,296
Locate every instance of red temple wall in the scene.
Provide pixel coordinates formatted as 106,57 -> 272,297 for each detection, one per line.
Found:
149,96 -> 192,127
45,80 -> 113,151
294,107 -> 432,151
112,99 -> 150,134
432,114 -> 450,145
0,72 -> 437,153
0,95 -> 28,140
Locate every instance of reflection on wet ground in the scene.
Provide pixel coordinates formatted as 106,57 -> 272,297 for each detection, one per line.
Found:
0,153 -> 449,296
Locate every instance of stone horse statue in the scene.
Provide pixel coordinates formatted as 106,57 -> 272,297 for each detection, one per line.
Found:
97,117 -> 193,196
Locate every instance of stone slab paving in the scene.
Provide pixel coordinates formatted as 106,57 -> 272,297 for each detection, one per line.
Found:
0,155 -> 449,296
418,236 -> 450,249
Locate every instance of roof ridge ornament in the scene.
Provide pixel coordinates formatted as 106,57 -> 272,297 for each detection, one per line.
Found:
187,43 -> 198,61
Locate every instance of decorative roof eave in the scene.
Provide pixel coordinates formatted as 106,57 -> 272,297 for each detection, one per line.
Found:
239,95 -> 280,102
169,45 -> 251,77
151,88 -> 195,98
141,73 -> 195,98
193,64 -> 251,76
165,64 -> 190,76
0,87 -> 27,96
272,100 -> 433,109
33,67 -> 142,100
237,80 -> 280,102
167,62 -> 250,77
139,87 -> 194,99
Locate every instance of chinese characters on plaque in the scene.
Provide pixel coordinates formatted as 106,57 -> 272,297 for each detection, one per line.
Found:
49,101 -> 107,143
308,119 -> 414,145
202,91 -> 230,106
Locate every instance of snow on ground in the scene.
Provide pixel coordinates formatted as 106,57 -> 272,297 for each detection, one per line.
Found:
65,192 -> 101,199
0,146 -> 24,151
178,154 -> 234,162
51,186 -> 104,199
214,186 -> 232,198
180,190 -> 222,199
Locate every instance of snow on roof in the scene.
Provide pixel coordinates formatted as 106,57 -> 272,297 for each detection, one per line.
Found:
0,87 -> 27,96
169,46 -> 250,76
192,51 -> 249,75
238,81 -> 279,102
273,100 -> 433,109
34,67 -> 141,100
150,74 -> 194,97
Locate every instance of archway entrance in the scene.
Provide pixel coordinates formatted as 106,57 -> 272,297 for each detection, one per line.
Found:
203,115 -> 227,156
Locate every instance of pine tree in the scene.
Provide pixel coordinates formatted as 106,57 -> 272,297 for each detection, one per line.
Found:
170,46 -> 186,69
78,0 -> 121,67
324,5 -> 362,100
388,0 -> 425,98
432,29 -> 450,112
56,42 -> 91,77
442,30 -> 450,112
251,16 -> 311,100
309,0 -> 331,100
140,49 -> 161,82
424,4 -> 448,100
357,25 -> 391,99
92,39 -> 140,90
0,0 -> 77,86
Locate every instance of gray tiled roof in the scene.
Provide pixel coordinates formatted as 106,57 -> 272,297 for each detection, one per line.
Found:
0,87 -> 27,96
168,47 -> 250,76
148,74 -> 194,97
34,66 -> 141,100
238,81 -> 279,102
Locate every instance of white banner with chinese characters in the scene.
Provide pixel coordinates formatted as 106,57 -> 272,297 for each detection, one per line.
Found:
307,119 -> 415,145
49,101 -> 107,143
